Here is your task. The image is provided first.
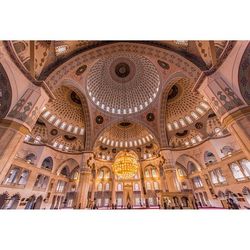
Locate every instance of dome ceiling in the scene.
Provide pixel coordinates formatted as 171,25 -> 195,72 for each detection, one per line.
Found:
165,78 -> 211,131
96,122 -> 156,149
41,86 -> 85,135
86,53 -> 160,115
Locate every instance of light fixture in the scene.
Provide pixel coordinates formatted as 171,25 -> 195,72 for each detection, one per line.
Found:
112,150 -> 139,179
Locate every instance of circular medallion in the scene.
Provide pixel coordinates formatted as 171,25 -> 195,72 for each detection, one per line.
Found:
115,63 -> 130,78
96,115 -> 104,124
158,60 -> 170,70
146,113 -> 155,121
76,65 -> 87,76
195,122 -> 203,129
50,129 -> 58,136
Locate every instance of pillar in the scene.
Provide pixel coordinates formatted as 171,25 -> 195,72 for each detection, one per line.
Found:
160,150 -> 181,193
111,175 -> 116,205
76,166 -> 92,209
198,73 -> 250,159
0,86 -> 49,182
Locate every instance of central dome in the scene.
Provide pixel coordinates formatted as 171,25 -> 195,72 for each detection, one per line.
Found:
86,53 -> 160,115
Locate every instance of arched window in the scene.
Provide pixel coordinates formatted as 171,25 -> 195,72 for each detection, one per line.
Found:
134,183 -> 140,191
187,161 -> 198,175
25,153 -> 36,164
214,127 -> 223,136
41,157 -> 53,170
99,170 -> 104,179
209,168 -> 226,185
221,146 -> 234,156
72,171 -> 79,180
242,187 -> 250,205
192,176 -> 203,188
204,151 -> 217,165
42,176 -> 49,189
105,171 -> 110,179
240,159 -> 250,177
152,168 -> 157,177
117,183 -> 123,191
60,166 -> 69,177
105,183 -> 110,191
97,183 -> 103,191
34,196 -> 43,209
153,182 -> 159,190
56,180 -> 66,192
178,168 -> 185,177
0,192 -> 9,209
145,170 -> 150,177
34,175 -> 50,189
25,196 -> 36,209
4,194 -> 20,209
182,182 -> 188,190
17,170 -> 29,185
4,167 -> 20,184
230,162 -> 245,181
146,182 -> 151,190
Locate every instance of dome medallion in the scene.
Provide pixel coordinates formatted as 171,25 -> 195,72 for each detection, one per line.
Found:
86,53 -> 160,115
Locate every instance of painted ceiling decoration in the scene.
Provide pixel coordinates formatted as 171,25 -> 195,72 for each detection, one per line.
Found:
7,40 -> 235,155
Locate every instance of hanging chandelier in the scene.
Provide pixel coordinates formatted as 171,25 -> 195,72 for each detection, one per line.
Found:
112,150 -> 139,179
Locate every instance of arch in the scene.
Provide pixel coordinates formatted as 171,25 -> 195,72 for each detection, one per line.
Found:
51,81 -> 92,151
41,156 -> 53,170
176,163 -> 188,177
238,42 -> 250,105
175,154 -> 203,171
159,74 -> 189,147
45,42 -> 201,90
93,119 -> 161,151
204,151 -> 217,165
56,158 -> 80,175
0,63 -> 12,118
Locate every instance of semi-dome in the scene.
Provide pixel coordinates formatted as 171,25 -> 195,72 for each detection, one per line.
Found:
86,52 -> 160,115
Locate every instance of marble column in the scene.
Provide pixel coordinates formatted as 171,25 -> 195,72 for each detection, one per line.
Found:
0,86 -> 49,182
111,175 -> 116,205
198,73 -> 250,159
76,166 -> 92,209
160,150 -> 181,193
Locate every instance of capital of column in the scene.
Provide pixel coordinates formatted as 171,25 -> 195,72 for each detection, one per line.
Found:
198,73 -> 247,123
7,86 -> 49,131
80,166 -> 92,175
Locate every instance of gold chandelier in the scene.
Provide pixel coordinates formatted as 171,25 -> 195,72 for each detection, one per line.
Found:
112,151 -> 139,179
